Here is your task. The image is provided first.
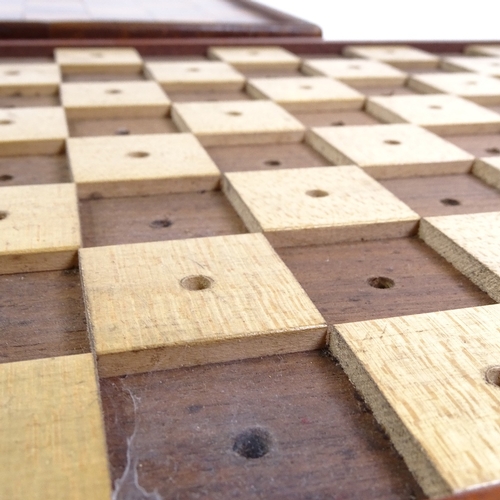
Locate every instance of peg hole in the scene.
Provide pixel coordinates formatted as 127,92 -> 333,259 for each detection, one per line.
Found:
233,428 -> 271,459
0,174 -> 12,181
331,120 -> 345,126
300,85 -> 313,90
128,151 -> 150,158
106,89 -> 122,94
248,50 -> 260,56
440,198 -> 461,206
4,70 -> 19,76
429,105 -> 442,110
0,119 -> 13,125
384,139 -> 401,145
485,147 -> 500,154
150,219 -> 172,229
348,65 -> 361,69
368,276 -> 395,289
187,67 -> 200,72
115,127 -> 130,135
264,159 -> 281,166
465,81 -> 477,85
226,111 -> 242,116
91,52 -> 104,58
485,366 -> 500,386
0,211 -> 8,220
306,189 -> 329,198
180,275 -> 214,291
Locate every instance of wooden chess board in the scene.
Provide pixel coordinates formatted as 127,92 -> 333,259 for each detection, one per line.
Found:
2,41 -> 500,500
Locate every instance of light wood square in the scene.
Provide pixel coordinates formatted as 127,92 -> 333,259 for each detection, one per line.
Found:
306,124 -> 473,179
67,133 -> 220,198
145,60 -> 245,91
246,76 -> 365,111
465,44 -> 500,57
409,72 -> 500,104
301,58 -> 407,86
442,56 -> 500,76
420,211 -> 500,301
0,354 -> 111,500
343,45 -> 439,69
0,183 -> 80,274
331,304 -> 500,498
79,233 -> 326,377
0,63 -> 60,96
367,94 -> 500,135
223,166 -> 419,247
0,106 -> 67,155
61,81 -> 170,119
472,156 -> 500,190
207,46 -> 300,69
55,47 -> 142,73
172,100 -> 305,146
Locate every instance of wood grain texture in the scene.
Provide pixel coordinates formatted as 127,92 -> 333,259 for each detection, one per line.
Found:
246,76 -> 365,111
207,45 -> 301,69
301,58 -> 407,86
206,140 -> 331,172
380,173 -> 500,217
67,133 -> 220,198
223,166 -> 419,247
61,81 -> 170,119
145,60 -> 245,91
101,351 -> 425,500
441,57 -> 500,77
172,100 -> 305,146
446,133 -> 500,158
0,154 -> 70,186
292,108 -> 381,127
472,157 -> 500,191
79,190 -> 247,248
367,94 -> 500,135
0,183 -> 80,274
331,304 -> 500,497
0,62 -> 60,95
55,47 -> 142,73
80,233 -> 326,377
420,211 -> 500,302
0,106 -> 67,155
343,45 -> 439,69
0,353 -> 111,499
409,73 -> 500,105
306,123 -> 473,178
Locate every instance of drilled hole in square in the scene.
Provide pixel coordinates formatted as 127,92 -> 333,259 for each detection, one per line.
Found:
440,198 -> 461,206
384,139 -> 401,145
0,211 -> 8,220
115,127 -> 130,135
485,366 -> 500,386
306,189 -> 329,198
485,147 -> 500,154
187,67 -> 200,72
0,174 -> 13,181
4,70 -> 19,76
331,120 -> 345,126
0,119 -> 13,125
233,428 -> 271,459
149,218 -> 172,229
349,65 -> 361,69
226,111 -> 242,116
128,151 -> 150,158
300,85 -> 313,90
264,159 -> 281,166
368,276 -> 395,289
180,275 -> 214,291
106,89 -> 122,94
429,105 -> 442,110
91,52 -> 104,58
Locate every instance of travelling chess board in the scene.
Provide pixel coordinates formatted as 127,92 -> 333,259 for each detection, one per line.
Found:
3,43 -> 500,500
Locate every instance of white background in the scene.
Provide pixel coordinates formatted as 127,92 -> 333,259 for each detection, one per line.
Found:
257,0 -> 500,42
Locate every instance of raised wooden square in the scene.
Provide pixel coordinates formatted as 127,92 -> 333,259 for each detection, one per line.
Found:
367,94 -> 500,135
246,76 -> 365,111
223,166 -> 419,247
55,47 -> 142,73
67,133 -> 220,198
61,81 -> 170,119
207,46 -> 300,69
331,304 -> 500,497
409,72 -> 500,104
0,63 -> 60,96
145,60 -> 245,91
0,354 -> 111,500
80,233 -> 326,377
442,56 -> 500,76
306,124 -> 474,178
301,58 -> 407,86
172,100 -> 305,146
473,156 -> 500,190
0,106 -> 67,155
420,211 -> 500,301
0,183 -> 80,274
343,45 -> 439,69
